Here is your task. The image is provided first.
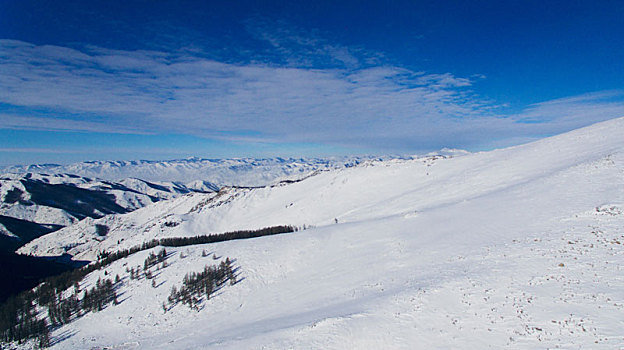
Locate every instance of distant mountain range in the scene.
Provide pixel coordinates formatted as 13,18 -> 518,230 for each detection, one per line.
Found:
1,156 -> 416,187
0,173 -> 215,253
3,156 -> 439,253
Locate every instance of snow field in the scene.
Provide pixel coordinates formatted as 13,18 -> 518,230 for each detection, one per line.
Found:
10,117 -> 624,349
46,202 -> 624,349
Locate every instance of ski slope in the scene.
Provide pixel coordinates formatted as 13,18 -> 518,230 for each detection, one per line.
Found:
13,117 -> 624,349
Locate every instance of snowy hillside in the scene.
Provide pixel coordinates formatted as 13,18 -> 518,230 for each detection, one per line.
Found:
0,173 -> 214,252
8,117 -> 624,349
1,156 -> 390,187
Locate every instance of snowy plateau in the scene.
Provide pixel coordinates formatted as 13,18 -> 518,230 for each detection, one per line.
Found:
5,118 -> 624,349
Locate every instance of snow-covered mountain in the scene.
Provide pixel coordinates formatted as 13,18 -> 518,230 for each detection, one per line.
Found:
0,173 -> 214,252
0,157 -> 382,187
8,117 -> 624,349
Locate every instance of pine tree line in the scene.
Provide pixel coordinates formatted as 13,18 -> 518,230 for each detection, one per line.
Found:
96,225 -> 295,277
11,225 -> 292,314
0,222 -> 286,347
157,225 -> 296,247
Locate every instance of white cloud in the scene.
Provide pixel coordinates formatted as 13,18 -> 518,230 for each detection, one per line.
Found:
1,37 -> 623,153
0,40 -> 491,147
513,91 -> 624,128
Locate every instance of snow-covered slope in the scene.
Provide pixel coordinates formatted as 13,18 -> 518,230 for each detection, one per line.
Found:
20,117 -> 624,261
0,173 -> 214,251
13,117 -> 624,349
1,156 -> 389,187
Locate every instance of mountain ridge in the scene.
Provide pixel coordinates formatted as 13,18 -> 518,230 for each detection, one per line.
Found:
0,155 -> 448,187
5,117 -> 624,349
0,172 -> 215,253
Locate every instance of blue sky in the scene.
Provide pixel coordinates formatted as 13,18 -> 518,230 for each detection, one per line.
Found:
1,0 -> 623,165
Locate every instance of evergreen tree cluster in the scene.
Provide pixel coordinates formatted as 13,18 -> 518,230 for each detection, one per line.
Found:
167,258 -> 235,311
0,293 -> 50,347
163,221 -> 179,227
47,293 -> 78,326
81,278 -> 117,313
0,223 -> 289,347
1,276 -> 117,347
143,249 -> 167,271
127,248 -> 168,281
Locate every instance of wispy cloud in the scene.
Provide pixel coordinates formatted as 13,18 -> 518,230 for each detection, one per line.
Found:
1,26 -> 623,154
0,37 -> 493,150
0,147 -> 88,154
243,18 -> 380,69
512,91 -> 624,128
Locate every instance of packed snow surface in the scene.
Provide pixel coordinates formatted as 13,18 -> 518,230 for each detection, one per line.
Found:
15,117 -> 624,349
